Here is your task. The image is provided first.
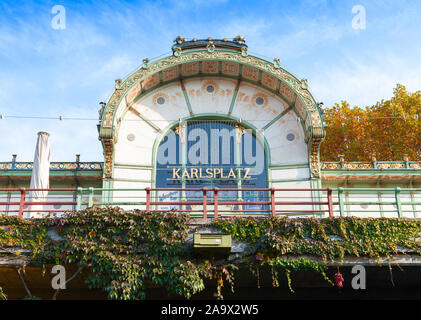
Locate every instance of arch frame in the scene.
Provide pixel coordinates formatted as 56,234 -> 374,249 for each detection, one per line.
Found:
99,48 -> 325,179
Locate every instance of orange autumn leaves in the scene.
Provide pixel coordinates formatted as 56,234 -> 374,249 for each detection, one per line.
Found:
320,84 -> 421,162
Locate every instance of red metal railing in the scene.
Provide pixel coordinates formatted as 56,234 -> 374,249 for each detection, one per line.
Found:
144,187 -> 334,219
0,187 -> 335,219
0,188 -> 77,219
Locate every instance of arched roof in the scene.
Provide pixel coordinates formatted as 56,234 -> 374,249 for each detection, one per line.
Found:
98,38 -> 325,178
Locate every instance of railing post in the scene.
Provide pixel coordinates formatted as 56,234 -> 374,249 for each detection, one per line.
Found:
214,187 -> 219,219
270,188 -> 276,217
18,187 -> 26,219
202,187 -> 207,219
395,187 -> 402,218
338,187 -> 344,217
327,188 -> 334,218
76,187 -> 83,211
146,187 -> 151,211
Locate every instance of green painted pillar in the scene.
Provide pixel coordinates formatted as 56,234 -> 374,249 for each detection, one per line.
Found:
88,187 -> 94,207
394,187 -> 402,218
101,179 -> 113,207
310,178 -> 323,218
76,187 -> 83,211
338,187 -> 345,217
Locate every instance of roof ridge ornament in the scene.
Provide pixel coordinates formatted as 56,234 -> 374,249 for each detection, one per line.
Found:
142,58 -> 150,69
241,46 -> 248,57
300,79 -> 308,90
174,36 -> 186,44
206,41 -> 215,53
233,35 -> 246,44
172,36 -> 248,54
173,47 -> 182,57
114,79 -> 122,90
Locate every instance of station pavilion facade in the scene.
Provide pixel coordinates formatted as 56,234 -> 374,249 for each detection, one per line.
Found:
0,37 -> 420,218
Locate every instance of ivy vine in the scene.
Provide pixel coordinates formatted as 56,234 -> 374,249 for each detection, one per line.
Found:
213,216 -> 421,292
1,209 -> 421,299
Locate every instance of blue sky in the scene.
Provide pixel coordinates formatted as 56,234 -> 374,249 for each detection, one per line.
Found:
0,0 -> 420,161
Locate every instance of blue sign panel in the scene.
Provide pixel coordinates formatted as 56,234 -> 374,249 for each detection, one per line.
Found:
156,120 -> 268,213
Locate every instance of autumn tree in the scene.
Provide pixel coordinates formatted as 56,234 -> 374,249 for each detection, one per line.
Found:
320,84 -> 421,162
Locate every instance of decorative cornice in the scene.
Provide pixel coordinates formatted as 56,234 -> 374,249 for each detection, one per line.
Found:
100,50 -> 321,129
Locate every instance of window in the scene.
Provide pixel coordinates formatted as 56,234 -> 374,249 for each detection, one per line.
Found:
156,120 -> 268,213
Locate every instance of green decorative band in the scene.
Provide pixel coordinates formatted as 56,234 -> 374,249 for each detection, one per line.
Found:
129,107 -> 161,132
228,80 -> 241,115
180,80 -> 194,115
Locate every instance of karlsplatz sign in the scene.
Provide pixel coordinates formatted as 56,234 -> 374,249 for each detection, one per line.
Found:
171,167 -> 252,180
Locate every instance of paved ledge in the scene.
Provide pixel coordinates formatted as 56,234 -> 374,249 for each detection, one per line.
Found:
0,255 -> 30,266
278,254 -> 421,266
2,251 -> 421,267
1,255 -> 421,267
